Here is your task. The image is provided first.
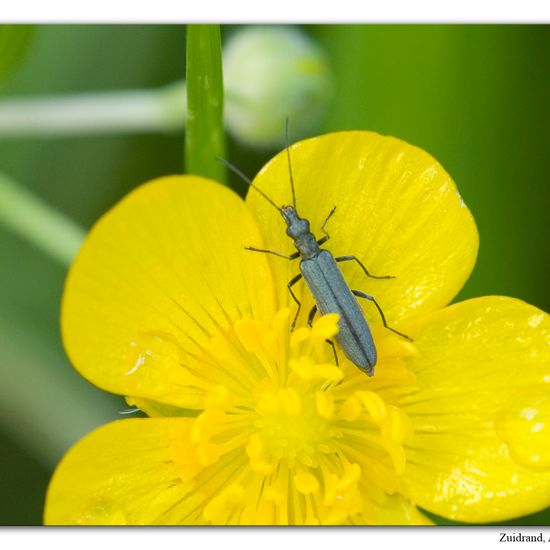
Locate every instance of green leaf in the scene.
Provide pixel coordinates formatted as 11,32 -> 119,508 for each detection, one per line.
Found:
0,25 -> 35,81
185,24 -> 226,183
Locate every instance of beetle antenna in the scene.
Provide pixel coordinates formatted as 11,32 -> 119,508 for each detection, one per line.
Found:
216,156 -> 282,213
285,117 -> 297,209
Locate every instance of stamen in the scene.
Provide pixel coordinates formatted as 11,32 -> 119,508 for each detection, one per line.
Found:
153,307 -> 419,524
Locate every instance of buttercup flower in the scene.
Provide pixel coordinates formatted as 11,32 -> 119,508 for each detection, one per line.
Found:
44,132 -> 550,525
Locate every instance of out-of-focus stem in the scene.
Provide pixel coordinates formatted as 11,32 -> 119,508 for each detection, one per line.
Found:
0,81 -> 186,136
0,172 -> 85,265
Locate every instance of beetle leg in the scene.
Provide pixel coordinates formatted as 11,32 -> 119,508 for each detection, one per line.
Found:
288,273 -> 303,329
325,338 -> 339,366
307,304 -> 318,327
317,206 -> 337,245
307,304 -> 339,366
352,290 -> 413,341
246,246 -> 300,260
336,255 -> 394,279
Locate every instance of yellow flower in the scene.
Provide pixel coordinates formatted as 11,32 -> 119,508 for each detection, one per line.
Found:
44,132 -> 550,525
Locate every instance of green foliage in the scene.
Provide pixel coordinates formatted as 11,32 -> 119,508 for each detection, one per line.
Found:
185,24 -> 226,183
0,25 -> 35,82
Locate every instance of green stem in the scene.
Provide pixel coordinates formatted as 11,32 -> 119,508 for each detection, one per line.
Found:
0,81 -> 186,136
185,25 -> 226,183
0,172 -> 85,266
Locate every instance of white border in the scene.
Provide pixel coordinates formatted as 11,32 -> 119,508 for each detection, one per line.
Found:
1,0 -> 550,23
3,526 -> 550,550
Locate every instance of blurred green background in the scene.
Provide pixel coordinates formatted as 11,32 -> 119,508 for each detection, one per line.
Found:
0,24 -> 548,525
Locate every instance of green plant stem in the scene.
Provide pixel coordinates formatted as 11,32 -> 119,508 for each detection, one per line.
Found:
0,172 -> 85,266
185,25 -> 226,183
0,81 -> 186,136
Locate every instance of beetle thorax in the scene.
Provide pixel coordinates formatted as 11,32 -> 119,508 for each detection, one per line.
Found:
281,206 -> 320,259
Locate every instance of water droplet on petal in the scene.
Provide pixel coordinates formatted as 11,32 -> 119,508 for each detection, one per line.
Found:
76,498 -> 127,525
126,333 -> 179,376
124,332 -> 195,398
495,385 -> 550,471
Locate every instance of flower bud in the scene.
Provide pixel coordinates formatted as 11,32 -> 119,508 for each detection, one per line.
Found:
223,26 -> 332,148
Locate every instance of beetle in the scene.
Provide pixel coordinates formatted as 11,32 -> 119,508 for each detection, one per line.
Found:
218,130 -> 411,376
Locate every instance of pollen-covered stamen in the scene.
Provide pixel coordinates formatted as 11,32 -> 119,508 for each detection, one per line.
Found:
157,308 -> 418,525
254,387 -> 335,467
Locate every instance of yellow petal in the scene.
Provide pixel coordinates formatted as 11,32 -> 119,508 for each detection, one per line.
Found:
369,494 -> 434,525
44,418 -> 203,525
62,176 -> 276,408
246,131 -> 478,326
398,296 -> 550,522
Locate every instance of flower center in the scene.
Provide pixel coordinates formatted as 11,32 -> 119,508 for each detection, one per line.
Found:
183,308 -> 418,524
125,307 -> 418,524
256,391 -> 331,465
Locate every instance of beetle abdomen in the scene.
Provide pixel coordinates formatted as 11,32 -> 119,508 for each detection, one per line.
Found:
300,250 -> 377,375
